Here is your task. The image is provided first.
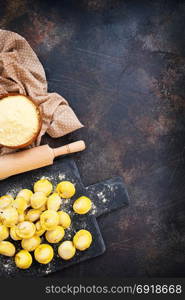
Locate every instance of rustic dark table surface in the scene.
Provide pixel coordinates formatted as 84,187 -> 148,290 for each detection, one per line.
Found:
1,0 -> 185,278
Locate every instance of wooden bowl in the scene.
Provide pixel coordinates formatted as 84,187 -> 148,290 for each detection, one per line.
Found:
0,93 -> 42,149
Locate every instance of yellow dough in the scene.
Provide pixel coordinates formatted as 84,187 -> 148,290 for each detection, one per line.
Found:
58,211 -> 71,229
40,210 -> 59,230
34,179 -> 53,196
21,235 -> 41,252
56,181 -> 75,198
45,226 -> 65,244
10,226 -> 22,241
18,213 -> 25,223
58,241 -> 76,260
0,195 -> 14,210
13,197 -> 27,214
30,192 -> 47,209
26,209 -> 42,222
16,189 -> 33,206
47,193 -> 61,211
34,244 -> 54,264
73,230 -> 92,251
0,241 -> 15,256
15,250 -> 32,269
0,225 -> 9,241
39,204 -> 47,212
35,221 -> 45,236
73,196 -> 92,215
16,221 -> 36,239
0,178 -> 94,269
1,207 -> 19,227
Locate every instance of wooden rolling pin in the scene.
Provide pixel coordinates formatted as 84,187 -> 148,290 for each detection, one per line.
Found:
0,140 -> 85,180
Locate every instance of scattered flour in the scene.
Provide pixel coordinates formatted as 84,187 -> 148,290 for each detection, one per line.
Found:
5,185 -> 23,198
97,191 -> 107,203
45,265 -> 52,274
91,202 -> 97,215
58,174 -> 66,181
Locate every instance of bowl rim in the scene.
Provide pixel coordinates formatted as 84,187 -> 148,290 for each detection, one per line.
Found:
0,93 -> 42,149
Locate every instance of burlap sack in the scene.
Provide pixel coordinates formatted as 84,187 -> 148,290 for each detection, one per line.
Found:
0,30 -> 83,154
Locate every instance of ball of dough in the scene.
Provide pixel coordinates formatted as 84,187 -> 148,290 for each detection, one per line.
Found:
45,226 -> 65,244
15,250 -> 32,269
35,221 -> 46,237
30,192 -> 47,209
56,181 -> 75,198
34,179 -> 53,196
0,195 -> 14,210
26,209 -> 41,222
73,196 -> 92,215
0,241 -> 15,256
58,241 -> 76,260
73,230 -> 92,251
10,226 -> 22,241
1,207 -> 18,227
21,235 -> 41,252
16,221 -> 36,239
58,211 -> 71,229
16,189 -> 33,206
13,197 -> 27,214
47,193 -> 61,211
34,244 -> 54,264
40,210 -> 59,230
0,225 -> 9,241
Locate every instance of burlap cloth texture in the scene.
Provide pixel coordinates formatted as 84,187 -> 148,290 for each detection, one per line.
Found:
0,30 -> 83,154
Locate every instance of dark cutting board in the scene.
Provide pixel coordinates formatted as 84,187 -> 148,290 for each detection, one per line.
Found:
0,158 -> 129,277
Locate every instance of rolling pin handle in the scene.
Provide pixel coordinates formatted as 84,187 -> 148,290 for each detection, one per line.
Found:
53,140 -> 86,158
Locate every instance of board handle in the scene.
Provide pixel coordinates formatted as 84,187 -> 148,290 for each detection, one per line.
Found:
86,177 -> 129,218
53,140 -> 86,158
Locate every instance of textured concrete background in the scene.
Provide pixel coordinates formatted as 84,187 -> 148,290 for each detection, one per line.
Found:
1,0 -> 185,277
